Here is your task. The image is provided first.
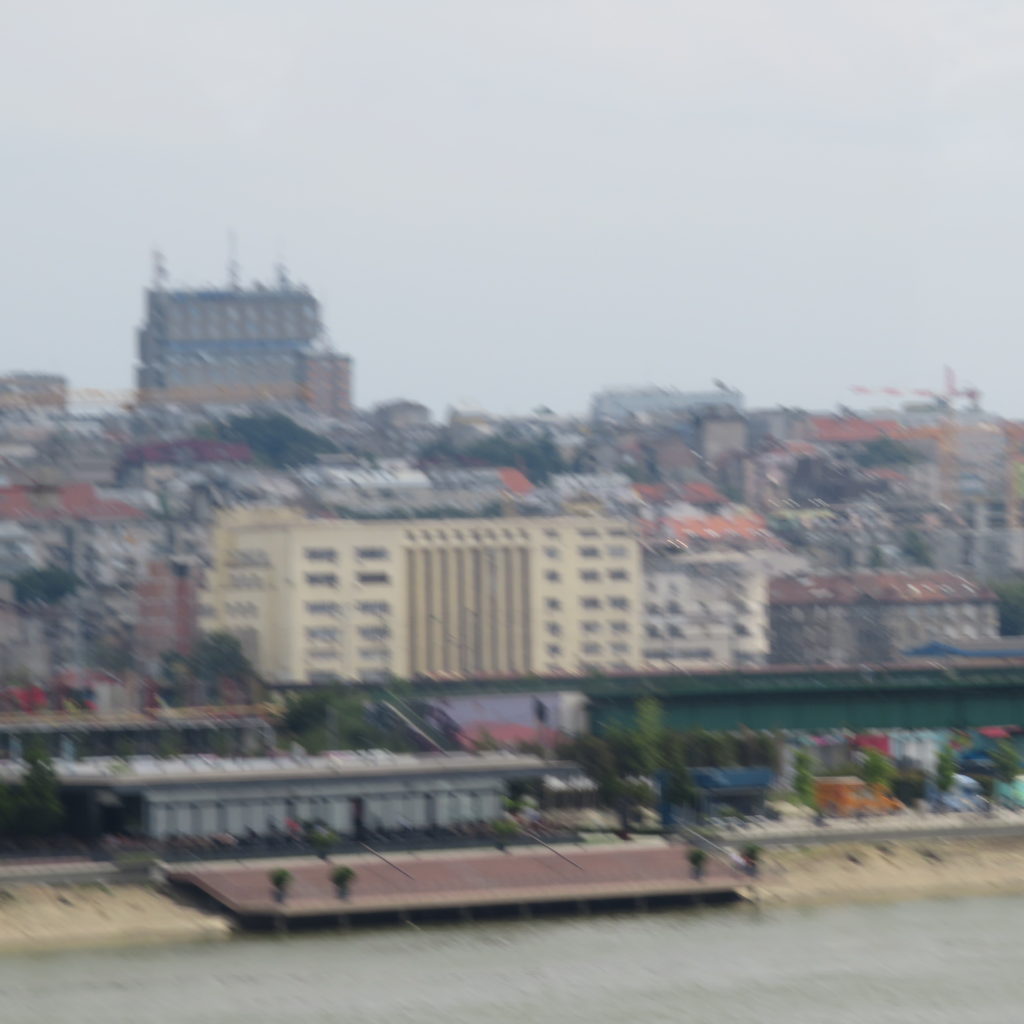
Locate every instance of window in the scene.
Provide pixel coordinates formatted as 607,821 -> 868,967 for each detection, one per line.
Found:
582,621 -> 601,633
359,648 -> 390,661
610,642 -> 629,654
305,573 -> 338,587
582,642 -> 602,655
357,573 -> 390,584
356,547 -> 389,560
609,597 -> 629,610
306,649 -> 338,661
646,625 -> 662,638
607,545 -> 628,558
359,625 -> 390,640
579,546 -> 600,558
546,622 -> 562,636
306,602 -> 340,615
306,627 -> 339,642
546,598 -> 562,611
667,625 -> 683,638
545,570 -> 561,582
544,529 -> 560,539
544,547 -> 561,558
358,601 -> 391,614
580,570 -> 600,582
304,548 -> 337,562
580,597 -> 601,609
608,528 -> 629,537
547,644 -> 562,656
610,621 -> 629,633
666,601 -> 682,614
578,528 -> 599,537
225,601 -> 258,618
608,570 -> 629,581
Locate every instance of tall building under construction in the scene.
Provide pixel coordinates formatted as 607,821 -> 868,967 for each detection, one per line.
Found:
134,264 -> 352,417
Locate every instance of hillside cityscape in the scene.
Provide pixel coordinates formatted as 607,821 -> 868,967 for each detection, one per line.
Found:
0,267 -> 1019,698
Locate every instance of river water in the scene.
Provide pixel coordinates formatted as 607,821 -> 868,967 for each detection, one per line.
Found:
1,896 -> 1022,1023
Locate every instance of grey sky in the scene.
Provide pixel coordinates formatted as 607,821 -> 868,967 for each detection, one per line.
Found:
3,1 -> 1023,416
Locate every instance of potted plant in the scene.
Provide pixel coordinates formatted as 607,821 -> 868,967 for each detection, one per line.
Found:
309,829 -> 337,860
687,847 -> 708,881
742,843 -> 762,878
492,818 -> 520,852
269,867 -> 293,903
331,865 -> 356,900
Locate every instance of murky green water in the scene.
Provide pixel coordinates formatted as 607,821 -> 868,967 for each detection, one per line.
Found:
1,897 -> 1021,1023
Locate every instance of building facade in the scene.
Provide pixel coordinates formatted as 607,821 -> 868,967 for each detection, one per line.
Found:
769,571 -> 999,666
642,546 -> 769,670
134,272 -> 352,415
201,509 -> 643,683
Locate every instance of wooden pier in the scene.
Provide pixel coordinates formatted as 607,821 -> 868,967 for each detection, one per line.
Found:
167,844 -> 746,931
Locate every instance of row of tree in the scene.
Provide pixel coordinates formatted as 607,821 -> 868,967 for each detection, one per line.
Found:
0,748 -> 63,837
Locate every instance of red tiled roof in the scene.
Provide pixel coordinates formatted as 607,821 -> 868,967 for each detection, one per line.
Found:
661,513 -> 768,541
497,468 -> 534,495
678,481 -> 727,505
808,417 -> 903,444
770,571 -> 995,606
633,483 -> 668,504
0,483 -> 145,522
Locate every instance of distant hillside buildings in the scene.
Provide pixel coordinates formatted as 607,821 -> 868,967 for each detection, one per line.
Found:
134,270 -> 352,418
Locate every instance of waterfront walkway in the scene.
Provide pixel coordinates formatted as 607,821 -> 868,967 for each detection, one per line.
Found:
168,843 -> 744,925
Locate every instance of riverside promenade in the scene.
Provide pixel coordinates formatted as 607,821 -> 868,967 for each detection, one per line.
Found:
167,841 -> 745,929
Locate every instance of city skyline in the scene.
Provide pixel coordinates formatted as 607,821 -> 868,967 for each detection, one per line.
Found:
5,2 -> 1024,416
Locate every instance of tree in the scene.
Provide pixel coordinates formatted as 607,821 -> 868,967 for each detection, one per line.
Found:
191,632 -> 257,704
992,740 -> 1021,784
215,413 -> 338,469
860,747 -> 896,792
901,529 -> 933,568
16,747 -> 64,837
990,580 -> 1024,637
935,746 -> 956,794
660,732 -> 696,808
632,697 -> 665,777
11,567 -> 79,607
793,749 -> 817,807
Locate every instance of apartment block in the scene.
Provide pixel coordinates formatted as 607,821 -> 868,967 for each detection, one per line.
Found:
642,546 -> 769,670
200,508 -> 643,683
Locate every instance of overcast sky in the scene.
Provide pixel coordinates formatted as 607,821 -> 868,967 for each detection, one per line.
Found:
3,1 -> 1024,417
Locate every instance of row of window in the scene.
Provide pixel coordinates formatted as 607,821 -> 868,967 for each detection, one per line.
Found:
305,547 -> 389,562
544,545 -> 630,559
225,601 -> 259,618
546,621 -> 630,636
546,642 -> 631,657
305,601 -> 392,615
546,597 -> 631,611
306,573 -> 390,587
544,569 -> 630,583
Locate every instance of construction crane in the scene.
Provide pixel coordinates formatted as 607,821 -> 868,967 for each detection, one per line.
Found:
849,367 -> 982,411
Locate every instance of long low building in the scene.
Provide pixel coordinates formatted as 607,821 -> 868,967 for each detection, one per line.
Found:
14,751 -> 570,841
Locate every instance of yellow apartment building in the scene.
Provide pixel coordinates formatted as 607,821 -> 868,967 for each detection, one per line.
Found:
200,508 -> 643,683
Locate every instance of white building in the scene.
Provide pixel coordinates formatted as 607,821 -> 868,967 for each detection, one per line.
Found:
641,545 -> 769,670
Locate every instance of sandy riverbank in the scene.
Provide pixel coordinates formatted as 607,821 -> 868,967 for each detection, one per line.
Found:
0,882 -> 231,954
755,835 -> 1024,906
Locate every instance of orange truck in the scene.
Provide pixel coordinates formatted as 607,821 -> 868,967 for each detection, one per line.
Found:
813,776 -> 904,817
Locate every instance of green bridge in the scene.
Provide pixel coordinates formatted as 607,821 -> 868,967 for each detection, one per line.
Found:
354,663 -> 1024,734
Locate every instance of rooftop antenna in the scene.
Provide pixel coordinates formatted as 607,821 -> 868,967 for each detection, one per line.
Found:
151,249 -> 168,290
227,229 -> 240,289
